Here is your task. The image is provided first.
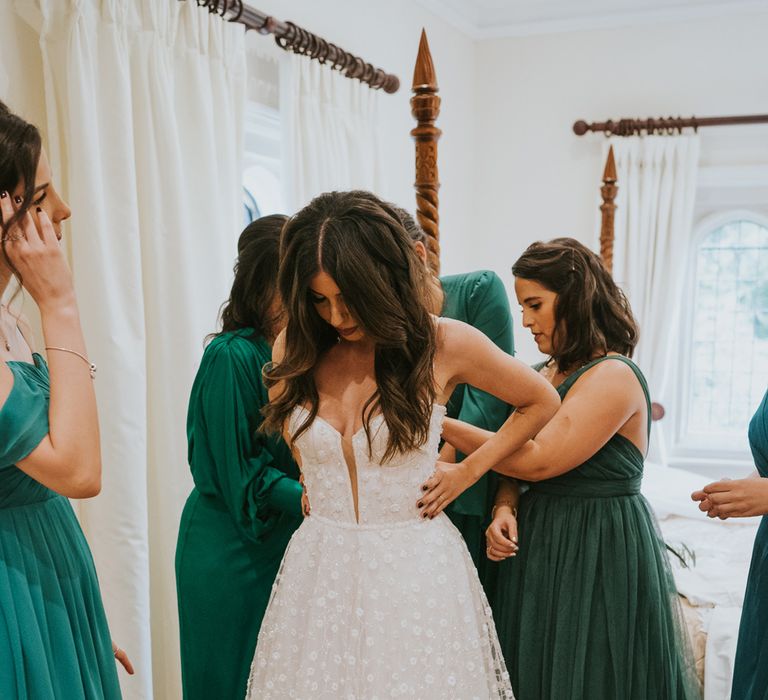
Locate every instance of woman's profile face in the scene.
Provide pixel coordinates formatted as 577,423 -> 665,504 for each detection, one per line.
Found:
514,277 -> 558,355
309,271 -> 365,343
10,149 -> 71,241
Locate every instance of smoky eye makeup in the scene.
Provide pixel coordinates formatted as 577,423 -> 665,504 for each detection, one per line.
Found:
309,291 -> 325,303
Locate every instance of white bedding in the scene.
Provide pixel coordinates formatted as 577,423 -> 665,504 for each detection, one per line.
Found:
642,462 -> 759,700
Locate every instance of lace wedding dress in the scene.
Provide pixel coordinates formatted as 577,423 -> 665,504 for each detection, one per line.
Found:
246,404 -> 513,699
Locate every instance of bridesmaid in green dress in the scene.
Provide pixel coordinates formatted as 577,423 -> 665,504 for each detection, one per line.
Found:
175,215 -> 304,699
395,206 -> 515,593
426,238 -> 699,699
692,387 -> 768,699
0,102 -> 125,698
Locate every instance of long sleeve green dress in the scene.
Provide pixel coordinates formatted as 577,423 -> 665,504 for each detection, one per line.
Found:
175,329 -> 303,699
440,270 -> 514,595
0,355 -> 121,699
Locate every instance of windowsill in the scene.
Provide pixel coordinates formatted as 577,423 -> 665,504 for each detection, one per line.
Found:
667,455 -> 754,479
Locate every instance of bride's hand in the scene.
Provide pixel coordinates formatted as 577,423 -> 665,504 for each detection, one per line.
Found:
417,461 -> 479,519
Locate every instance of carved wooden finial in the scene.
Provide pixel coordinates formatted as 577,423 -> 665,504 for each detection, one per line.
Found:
603,144 -> 617,182
599,145 -> 619,273
410,29 -> 442,275
412,29 -> 437,91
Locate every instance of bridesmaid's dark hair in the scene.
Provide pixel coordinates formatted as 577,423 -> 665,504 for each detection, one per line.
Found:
513,237 -> 638,374
391,205 -> 427,245
261,190 -> 437,462
216,214 -> 288,341
0,100 -> 42,283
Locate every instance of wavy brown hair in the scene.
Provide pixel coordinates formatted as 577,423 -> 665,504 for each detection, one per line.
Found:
0,100 -> 42,286
512,237 -> 638,373
213,214 -> 287,341
261,190 -> 437,461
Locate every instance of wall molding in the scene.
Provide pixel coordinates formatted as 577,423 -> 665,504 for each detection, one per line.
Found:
416,0 -> 768,39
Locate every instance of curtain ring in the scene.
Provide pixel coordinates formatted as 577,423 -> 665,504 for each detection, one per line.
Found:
230,0 -> 243,22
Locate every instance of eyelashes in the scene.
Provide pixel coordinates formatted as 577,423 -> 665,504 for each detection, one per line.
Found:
32,191 -> 47,207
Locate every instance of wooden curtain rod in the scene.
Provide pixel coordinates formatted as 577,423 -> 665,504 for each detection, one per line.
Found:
191,0 -> 400,93
573,113 -> 768,137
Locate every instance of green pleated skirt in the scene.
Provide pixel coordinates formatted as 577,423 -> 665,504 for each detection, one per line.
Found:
494,487 -> 699,700
0,494 -> 121,699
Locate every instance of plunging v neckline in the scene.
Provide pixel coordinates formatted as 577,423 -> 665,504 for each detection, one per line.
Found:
312,411 -> 385,442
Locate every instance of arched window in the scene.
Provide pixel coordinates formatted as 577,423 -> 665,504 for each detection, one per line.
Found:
683,215 -> 768,449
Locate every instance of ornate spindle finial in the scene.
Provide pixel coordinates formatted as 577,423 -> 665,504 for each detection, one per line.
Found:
410,29 -> 442,275
599,145 -> 618,273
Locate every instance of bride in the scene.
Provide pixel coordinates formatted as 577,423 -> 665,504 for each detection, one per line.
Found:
246,191 -> 559,699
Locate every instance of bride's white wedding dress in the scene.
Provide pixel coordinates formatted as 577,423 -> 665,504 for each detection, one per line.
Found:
246,404 -> 513,699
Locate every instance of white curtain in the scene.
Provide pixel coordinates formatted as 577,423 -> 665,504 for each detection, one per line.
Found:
18,1 -> 245,697
281,54 -> 381,211
604,136 -> 700,463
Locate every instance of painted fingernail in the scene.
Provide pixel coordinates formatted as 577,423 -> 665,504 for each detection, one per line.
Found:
0,191 -> 6,198
422,512 -> 429,519
36,207 -> 42,213
13,196 -> 21,204
417,502 -> 423,508
422,485 -> 428,491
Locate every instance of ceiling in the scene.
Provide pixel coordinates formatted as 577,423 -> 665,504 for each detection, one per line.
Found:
415,0 -> 768,38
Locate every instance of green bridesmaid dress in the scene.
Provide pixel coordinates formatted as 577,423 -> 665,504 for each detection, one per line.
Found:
440,270 -> 514,594
0,354 -> 121,699
731,386 -> 768,700
494,356 -> 698,700
175,329 -> 303,700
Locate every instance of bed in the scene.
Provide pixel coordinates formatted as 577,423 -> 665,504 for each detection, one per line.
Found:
642,463 -> 757,698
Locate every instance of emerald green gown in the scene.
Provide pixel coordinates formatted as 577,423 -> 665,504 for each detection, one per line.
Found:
731,386 -> 768,700
175,330 -> 303,699
440,270 -> 514,595
0,354 -> 121,699
494,356 -> 698,699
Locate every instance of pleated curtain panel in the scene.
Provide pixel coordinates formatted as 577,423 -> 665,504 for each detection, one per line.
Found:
605,135 -> 700,464
281,53 -> 382,211
15,0 -> 246,697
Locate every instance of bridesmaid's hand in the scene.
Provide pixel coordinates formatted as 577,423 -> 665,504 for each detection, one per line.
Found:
485,507 -> 518,561
112,641 -> 135,675
418,461 -> 480,519
0,195 -> 76,312
299,473 -> 310,517
691,477 -> 768,518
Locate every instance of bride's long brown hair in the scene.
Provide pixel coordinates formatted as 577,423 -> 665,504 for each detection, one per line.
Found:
261,190 -> 437,462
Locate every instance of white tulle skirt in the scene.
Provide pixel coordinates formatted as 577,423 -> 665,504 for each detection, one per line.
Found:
246,513 -> 514,699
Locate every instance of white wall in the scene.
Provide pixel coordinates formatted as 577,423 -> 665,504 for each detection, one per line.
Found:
473,12 -> 768,362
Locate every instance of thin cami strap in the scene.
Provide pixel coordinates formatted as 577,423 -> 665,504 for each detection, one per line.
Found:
559,355 -> 652,438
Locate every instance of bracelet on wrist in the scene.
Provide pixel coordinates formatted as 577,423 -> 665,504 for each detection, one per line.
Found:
45,346 -> 96,379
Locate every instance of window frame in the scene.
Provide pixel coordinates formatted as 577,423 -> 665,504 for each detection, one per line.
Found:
668,208 -> 768,472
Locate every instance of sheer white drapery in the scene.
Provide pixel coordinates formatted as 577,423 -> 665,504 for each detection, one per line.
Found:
19,1 -> 245,696
281,54 -> 381,211
604,136 -> 700,463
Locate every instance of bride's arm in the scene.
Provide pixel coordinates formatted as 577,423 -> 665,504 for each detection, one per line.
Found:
419,319 -> 559,517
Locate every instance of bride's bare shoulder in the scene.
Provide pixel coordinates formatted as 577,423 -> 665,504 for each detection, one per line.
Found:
435,316 -> 485,351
